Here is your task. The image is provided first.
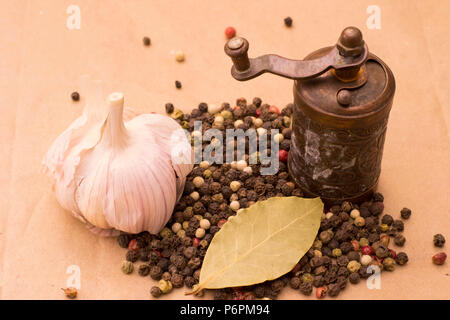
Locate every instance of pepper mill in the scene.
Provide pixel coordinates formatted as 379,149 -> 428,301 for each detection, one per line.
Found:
225,27 -> 395,205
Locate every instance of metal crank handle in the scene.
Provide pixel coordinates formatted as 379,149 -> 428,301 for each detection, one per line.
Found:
224,27 -> 369,81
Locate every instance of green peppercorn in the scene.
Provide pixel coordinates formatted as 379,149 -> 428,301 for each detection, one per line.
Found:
312,239 -> 323,249
332,248 -> 342,257
121,260 -> 134,274
347,261 -> 361,273
380,224 -> 389,232
159,227 -> 173,238
359,237 -> 369,247
383,257 -> 396,271
158,279 -> 173,294
301,273 -> 313,284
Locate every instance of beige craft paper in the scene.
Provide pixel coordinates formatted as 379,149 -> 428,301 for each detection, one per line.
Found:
0,0 -> 448,299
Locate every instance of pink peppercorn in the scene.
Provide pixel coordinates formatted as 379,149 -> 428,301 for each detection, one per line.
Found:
218,219 -> 227,228
361,245 -> 374,255
351,240 -> 360,251
256,108 -> 261,117
432,252 -> 447,265
316,287 -> 327,299
193,238 -> 201,248
389,249 -> 397,259
128,239 -> 138,251
269,105 -> 280,114
225,26 -> 236,39
279,150 -> 289,162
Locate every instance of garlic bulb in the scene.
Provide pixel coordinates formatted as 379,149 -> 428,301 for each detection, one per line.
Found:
43,88 -> 192,236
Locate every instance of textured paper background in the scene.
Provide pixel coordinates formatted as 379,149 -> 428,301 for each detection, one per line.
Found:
0,0 -> 449,299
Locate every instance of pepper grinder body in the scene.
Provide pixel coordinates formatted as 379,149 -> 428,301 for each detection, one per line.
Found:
289,47 -> 395,206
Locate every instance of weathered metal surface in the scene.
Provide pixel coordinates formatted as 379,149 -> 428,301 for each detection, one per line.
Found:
224,26 -> 396,205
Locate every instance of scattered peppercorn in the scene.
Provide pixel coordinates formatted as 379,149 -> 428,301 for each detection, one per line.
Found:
62,287 -> 77,299
348,272 -> 360,284
143,36 -> 151,46
299,282 -> 312,295
165,103 -> 174,114
432,252 -> 447,265
395,252 -> 408,265
433,234 -> 445,247
138,264 -> 151,276
151,286 -> 162,298
117,234 -> 130,248
175,80 -> 182,89
121,260 -> 134,274
225,26 -> 236,39
394,234 -> 406,247
400,207 -> 411,219
284,16 -> 293,27
71,91 -> 80,102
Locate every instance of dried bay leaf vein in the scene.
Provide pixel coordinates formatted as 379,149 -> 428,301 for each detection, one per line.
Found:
189,198 -> 322,293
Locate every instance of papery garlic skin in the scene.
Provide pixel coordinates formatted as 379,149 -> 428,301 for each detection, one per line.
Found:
43,91 -> 192,236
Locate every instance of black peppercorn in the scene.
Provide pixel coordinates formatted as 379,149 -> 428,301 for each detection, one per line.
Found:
369,202 -> 384,216
299,282 -> 312,295
157,257 -> 170,271
349,272 -> 360,284
175,80 -> 182,89
150,265 -> 163,280
214,289 -> 229,300
347,251 -> 360,262
138,264 -> 151,276
284,16 -> 293,27
328,283 -> 340,297
392,219 -> 404,232
400,207 -> 411,219
198,102 -> 208,113
184,276 -> 196,288
373,192 -> 384,202
143,36 -> 151,46
395,252 -> 409,265
394,234 -> 406,247
71,91 -> 80,101
289,277 -> 301,289
126,250 -> 140,262
313,275 -> 325,287
381,214 -> 393,226
151,286 -> 162,298
165,102 -> 174,114
117,234 -> 130,248
433,234 -> 446,247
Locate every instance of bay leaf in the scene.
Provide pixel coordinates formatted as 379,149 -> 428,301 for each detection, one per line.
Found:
187,196 -> 324,294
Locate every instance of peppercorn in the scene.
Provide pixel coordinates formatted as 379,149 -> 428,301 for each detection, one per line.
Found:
400,207 -> 411,219
337,255 -> 349,267
395,252 -> 409,265
381,214 -> 394,226
138,264 -> 151,276
360,255 -> 372,266
284,16 -> 293,27
332,248 -> 342,257
380,234 -> 390,247
354,216 -> 365,227
299,282 -> 312,295
359,238 -> 369,247
347,261 -> 361,273
184,276 -> 196,288
347,251 -> 360,262
359,206 -> 371,218
319,230 -> 333,244
117,234 -> 130,248
289,277 -> 301,289
175,80 -> 182,89
350,209 -> 360,219
392,219 -> 404,231
340,242 -> 353,254
316,287 -> 327,299
126,250 -> 140,262
151,286 -> 162,298
62,287 -> 77,299
349,272 -> 360,284
369,202 -> 384,216
121,260 -> 134,274
309,256 -> 323,268
301,273 -> 313,284
375,245 -> 389,259
71,91 -> 80,102
383,257 -> 396,271
394,234 -> 406,246
368,232 -> 380,244
158,279 -> 173,294
150,265 -> 163,280
225,26 -> 236,39
328,283 -> 340,297
162,271 -> 171,281
433,234 -> 446,247
432,252 -> 447,265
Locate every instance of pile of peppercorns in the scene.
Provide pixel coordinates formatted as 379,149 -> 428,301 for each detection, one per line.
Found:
117,98 -> 411,300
